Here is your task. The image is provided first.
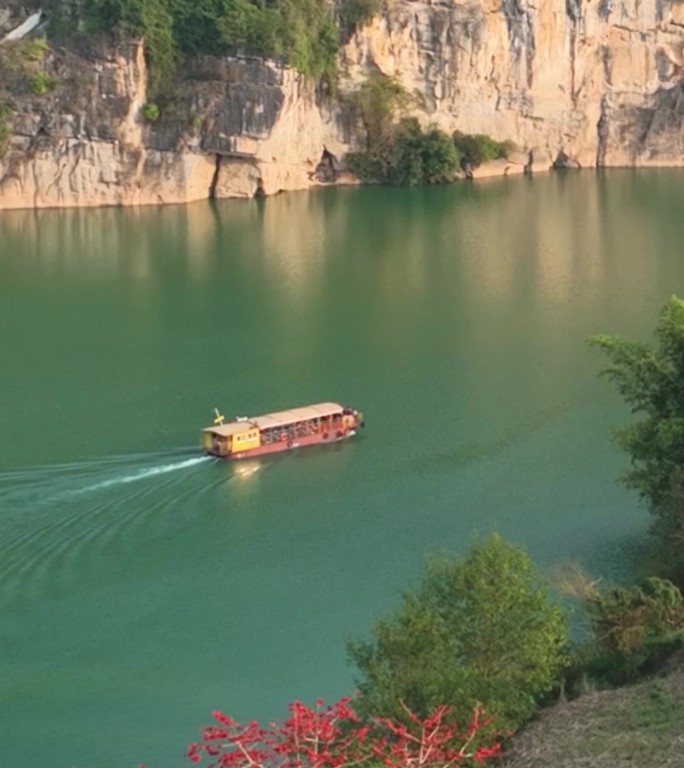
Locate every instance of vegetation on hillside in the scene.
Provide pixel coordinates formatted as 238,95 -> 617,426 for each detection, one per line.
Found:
0,37 -> 55,95
505,665 -> 684,768
0,38 -> 59,153
555,563 -> 684,687
44,0 -> 348,90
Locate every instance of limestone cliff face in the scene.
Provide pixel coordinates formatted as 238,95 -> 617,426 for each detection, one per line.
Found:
2,0 -> 684,209
343,0 -> 684,169
0,41 -> 351,208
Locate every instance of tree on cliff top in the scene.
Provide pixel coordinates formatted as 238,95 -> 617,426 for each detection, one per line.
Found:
589,296 -> 684,581
347,533 -> 568,732
69,0 -> 340,90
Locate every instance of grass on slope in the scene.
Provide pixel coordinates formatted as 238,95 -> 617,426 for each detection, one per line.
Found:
505,666 -> 684,768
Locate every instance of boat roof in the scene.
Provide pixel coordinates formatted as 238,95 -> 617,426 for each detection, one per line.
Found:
205,402 -> 345,436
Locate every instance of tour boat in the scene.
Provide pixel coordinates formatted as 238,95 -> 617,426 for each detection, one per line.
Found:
202,402 -> 365,460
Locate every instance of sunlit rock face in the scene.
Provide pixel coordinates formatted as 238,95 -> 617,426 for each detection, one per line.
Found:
343,0 -> 684,169
0,40 -> 350,208
2,0 -> 684,209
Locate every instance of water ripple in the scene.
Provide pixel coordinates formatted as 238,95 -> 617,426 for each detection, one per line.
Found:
0,451 -> 227,605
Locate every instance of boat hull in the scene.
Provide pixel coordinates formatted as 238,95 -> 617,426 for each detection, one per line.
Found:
211,428 -> 357,460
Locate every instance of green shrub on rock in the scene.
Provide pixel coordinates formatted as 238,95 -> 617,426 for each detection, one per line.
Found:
141,102 -> 160,122
0,103 -> 13,157
453,131 -> 509,167
30,72 -> 60,95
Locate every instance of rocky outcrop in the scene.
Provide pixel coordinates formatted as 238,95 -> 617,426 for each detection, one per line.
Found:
0,41 -> 352,208
2,0 -> 684,209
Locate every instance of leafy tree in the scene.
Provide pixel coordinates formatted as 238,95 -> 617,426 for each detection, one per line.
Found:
350,72 -> 409,149
347,534 -> 568,731
589,296 -> 684,580
347,114 -> 459,187
83,0 -> 177,89
62,0 -> 340,91
591,577 -> 684,655
392,122 -> 459,186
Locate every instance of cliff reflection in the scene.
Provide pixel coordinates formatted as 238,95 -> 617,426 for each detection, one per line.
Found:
0,170 -> 681,311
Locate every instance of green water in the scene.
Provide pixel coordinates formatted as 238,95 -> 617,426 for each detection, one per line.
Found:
1,171 -> 683,767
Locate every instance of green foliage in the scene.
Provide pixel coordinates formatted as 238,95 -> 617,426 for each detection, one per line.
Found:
347,77 -> 515,185
0,38 -> 56,97
589,296 -> 684,580
277,0 -> 339,83
350,72 -> 409,147
141,102 -> 161,122
346,75 -> 457,186
632,678 -> 684,734
590,577 -> 683,655
0,103 -> 13,157
83,0 -> 176,90
348,118 -> 459,186
394,122 -> 460,185
0,38 -> 49,75
348,533 -> 568,731
505,670 -> 684,768
339,0 -> 381,36
77,0 -> 339,89
556,563 -> 684,688
453,131 -> 509,167
30,72 -> 60,96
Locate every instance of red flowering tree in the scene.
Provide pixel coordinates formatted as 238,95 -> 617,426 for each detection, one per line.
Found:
185,697 -> 501,768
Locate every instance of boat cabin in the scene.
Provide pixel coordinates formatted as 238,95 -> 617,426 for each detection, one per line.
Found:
202,402 -> 362,458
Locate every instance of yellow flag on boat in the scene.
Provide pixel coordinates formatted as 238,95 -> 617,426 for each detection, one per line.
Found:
213,408 -> 225,426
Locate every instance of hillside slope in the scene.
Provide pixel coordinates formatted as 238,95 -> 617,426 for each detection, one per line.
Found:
505,667 -> 684,768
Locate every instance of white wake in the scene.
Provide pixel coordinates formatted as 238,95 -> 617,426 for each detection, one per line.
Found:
76,456 -> 212,494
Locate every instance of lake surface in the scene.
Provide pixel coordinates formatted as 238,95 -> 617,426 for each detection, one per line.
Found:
1,171 -> 683,767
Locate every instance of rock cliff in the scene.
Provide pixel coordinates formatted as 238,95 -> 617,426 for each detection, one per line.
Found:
1,0 -> 684,209
0,40 -> 351,208
343,0 -> 684,170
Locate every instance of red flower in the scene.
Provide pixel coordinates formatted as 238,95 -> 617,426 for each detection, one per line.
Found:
183,697 -> 501,768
